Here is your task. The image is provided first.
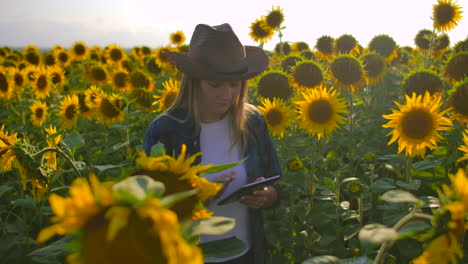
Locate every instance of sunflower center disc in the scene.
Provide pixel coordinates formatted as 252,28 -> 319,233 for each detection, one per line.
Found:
402,110 -> 433,139
0,74 -> 8,92
309,100 -> 333,124
437,4 -> 455,25
37,75 -> 48,90
35,108 -> 44,119
266,109 -> 283,126
65,105 -> 77,120
101,99 -> 120,118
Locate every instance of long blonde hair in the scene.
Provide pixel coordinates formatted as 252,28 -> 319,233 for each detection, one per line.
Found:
167,74 -> 255,153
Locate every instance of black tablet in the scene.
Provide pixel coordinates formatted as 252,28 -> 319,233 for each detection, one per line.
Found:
217,175 -> 281,206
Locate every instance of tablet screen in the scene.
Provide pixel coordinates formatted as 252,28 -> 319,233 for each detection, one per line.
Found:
217,175 -> 280,206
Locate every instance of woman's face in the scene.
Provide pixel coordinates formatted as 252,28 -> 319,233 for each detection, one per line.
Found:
198,80 -> 242,122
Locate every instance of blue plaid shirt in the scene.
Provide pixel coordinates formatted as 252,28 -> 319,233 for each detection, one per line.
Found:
143,107 -> 281,264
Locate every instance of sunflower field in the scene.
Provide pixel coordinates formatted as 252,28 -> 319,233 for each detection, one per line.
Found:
1,1 -> 468,264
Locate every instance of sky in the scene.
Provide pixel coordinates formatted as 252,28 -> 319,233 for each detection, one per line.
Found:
1,0 -> 467,52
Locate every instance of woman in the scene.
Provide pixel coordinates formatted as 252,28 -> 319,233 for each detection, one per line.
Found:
143,23 -> 281,264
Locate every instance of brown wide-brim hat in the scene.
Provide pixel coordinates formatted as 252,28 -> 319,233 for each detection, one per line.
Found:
164,23 -> 269,81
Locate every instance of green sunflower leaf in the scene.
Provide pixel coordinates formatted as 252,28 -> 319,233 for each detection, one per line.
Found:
112,175 -> 165,205
199,157 -> 247,175
380,189 -> 422,204
160,189 -> 199,208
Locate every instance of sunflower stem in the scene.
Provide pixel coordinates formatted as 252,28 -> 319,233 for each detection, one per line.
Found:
33,147 -> 81,178
374,211 -> 433,264
403,155 -> 413,183
347,90 -> 354,136
424,28 -> 437,69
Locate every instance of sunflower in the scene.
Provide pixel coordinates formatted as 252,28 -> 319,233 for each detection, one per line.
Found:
95,94 -> 125,126
454,38 -> 468,53
382,92 -> 452,158
144,56 -> 163,76
106,44 -> 126,65
258,97 -> 294,138
288,159 -> 304,171
170,30 -> 186,46
301,50 -> 315,60
77,92 -> 94,120
11,68 -> 25,89
256,70 -> 292,100
136,145 -> 222,220
290,60 -> 324,89
295,85 -> 348,139
315,35 -> 335,59
414,29 -> 434,51
32,67 -> 53,99
24,45 -> 39,53
445,51 -> 468,83
110,69 -> 131,93
448,78 -> 468,123
70,41 -> 89,61
153,78 -> 180,113
55,50 -> 70,67
249,18 -> 275,44
0,125 -> 19,172
329,55 -> 366,92
368,34 -> 398,61
281,55 -> 302,73
48,65 -> 65,91
411,233 -> 463,264
24,50 -> 41,66
434,34 -> 450,51
457,130 -> 468,163
403,70 -> 444,96
292,41 -> 310,53
335,34 -> 358,55
361,52 -> 386,85
85,63 -> 109,85
433,0 -> 464,32
154,46 -> 175,70
44,125 -> 61,170
141,46 -> 152,56
84,85 -> 104,110
42,52 -> 56,67
131,88 -> 154,113
130,69 -> 154,91
0,69 -> 14,100
275,42 -> 291,56
58,94 -> 80,129
29,101 -> 48,126
23,65 -> 38,83
265,5 -> 285,30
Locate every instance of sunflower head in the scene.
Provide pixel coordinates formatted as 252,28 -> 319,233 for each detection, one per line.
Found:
130,70 -> 154,91
368,34 -> 398,61
315,35 -> 335,59
154,46 -> 174,69
295,85 -> 348,139
249,18 -> 275,44
433,0 -> 464,32
153,78 -> 180,112
29,101 -> 48,127
256,70 -> 292,100
292,41 -> 310,52
434,34 -> 451,51
24,51 -> 41,66
444,51 -> 468,83
170,30 -> 186,46
448,78 -> 468,123
144,56 -> 162,76
132,88 -> 155,113
70,41 -> 89,61
55,50 -> 70,67
85,63 -> 109,85
59,94 -> 80,129
76,92 -> 94,120
382,91 -> 452,158
32,67 -> 52,99
335,34 -> 358,54
414,29 -> 435,50
258,97 -> 294,138
136,146 -> 221,220
290,60 -> 324,89
275,42 -> 291,56
42,52 -> 56,66
0,70 -> 14,100
11,68 -> 25,89
329,55 -> 366,92
110,69 -> 131,93
361,52 -> 386,85
287,159 -> 304,171
454,38 -> 468,53
95,94 -> 125,126
265,5 -> 285,29
301,50 -> 315,60
281,55 -> 302,73
48,65 -> 65,90
403,70 -> 444,96
106,44 -> 126,64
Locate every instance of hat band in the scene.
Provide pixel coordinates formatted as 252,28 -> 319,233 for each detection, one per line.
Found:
216,66 -> 248,76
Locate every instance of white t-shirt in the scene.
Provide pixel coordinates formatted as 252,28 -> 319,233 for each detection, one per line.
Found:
199,114 -> 250,262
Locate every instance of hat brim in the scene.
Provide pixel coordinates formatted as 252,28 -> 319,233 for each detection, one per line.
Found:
164,46 -> 269,81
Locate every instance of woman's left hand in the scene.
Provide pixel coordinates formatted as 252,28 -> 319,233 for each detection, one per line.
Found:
239,178 -> 278,209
